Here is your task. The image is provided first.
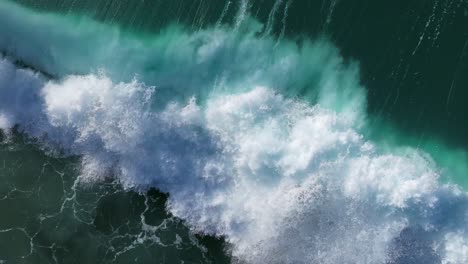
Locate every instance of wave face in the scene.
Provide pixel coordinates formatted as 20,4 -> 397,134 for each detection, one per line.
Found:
1,1 -> 468,263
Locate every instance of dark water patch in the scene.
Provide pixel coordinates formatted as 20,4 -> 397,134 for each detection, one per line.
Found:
322,0 -> 468,148
13,0 -> 231,33
387,227 -> 441,264
0,131 -> 230,264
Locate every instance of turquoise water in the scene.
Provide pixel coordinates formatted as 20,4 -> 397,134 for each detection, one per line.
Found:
1,1 -> 468,263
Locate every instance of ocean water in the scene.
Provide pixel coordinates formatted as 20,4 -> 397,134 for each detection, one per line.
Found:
0,0 -> 468,263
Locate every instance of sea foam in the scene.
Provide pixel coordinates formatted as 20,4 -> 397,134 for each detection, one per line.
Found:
1,57 -> 468,263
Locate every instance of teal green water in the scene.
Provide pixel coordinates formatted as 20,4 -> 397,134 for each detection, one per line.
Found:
1,1 -> 468,263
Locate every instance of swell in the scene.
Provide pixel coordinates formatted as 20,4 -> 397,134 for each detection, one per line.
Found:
1,1 -> 468,263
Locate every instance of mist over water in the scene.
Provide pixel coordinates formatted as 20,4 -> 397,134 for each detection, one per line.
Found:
1,1 -> 468,263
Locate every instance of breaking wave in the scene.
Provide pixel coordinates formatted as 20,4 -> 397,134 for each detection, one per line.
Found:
1,2 -> 468,263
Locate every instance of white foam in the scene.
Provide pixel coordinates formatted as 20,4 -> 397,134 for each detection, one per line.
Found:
443,233 -> 468,264
0,113 -> 11,130
2,59 -> 467,262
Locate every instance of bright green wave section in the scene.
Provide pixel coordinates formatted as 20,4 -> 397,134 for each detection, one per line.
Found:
366,117 -> 468,187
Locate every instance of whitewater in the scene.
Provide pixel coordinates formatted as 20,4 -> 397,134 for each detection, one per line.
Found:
1,1 -> 468,263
